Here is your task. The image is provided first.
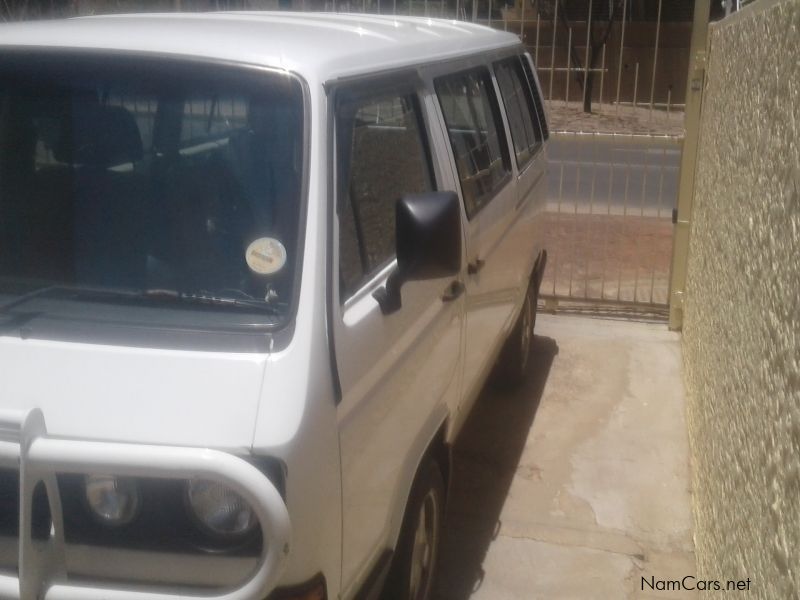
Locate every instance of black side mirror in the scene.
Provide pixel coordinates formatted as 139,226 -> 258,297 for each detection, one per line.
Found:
374,191 -> 462,315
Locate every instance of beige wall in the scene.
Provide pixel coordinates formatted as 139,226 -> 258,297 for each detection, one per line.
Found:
682,0 -> 800,597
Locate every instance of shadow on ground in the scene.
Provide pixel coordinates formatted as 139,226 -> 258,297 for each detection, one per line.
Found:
435,335 -> 559,599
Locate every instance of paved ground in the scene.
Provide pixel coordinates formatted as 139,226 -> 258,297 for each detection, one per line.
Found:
435,314 -> 696,599
547,135 -> 681,217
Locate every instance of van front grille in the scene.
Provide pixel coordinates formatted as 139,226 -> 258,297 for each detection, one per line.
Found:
0,469 -> 18,538
0,468 -> 52,542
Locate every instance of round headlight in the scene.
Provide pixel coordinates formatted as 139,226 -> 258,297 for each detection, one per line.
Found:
185,480 -> 257,538
84,474 -> 141,526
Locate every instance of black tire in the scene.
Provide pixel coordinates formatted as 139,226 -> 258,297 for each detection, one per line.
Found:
382,459 -> 446,600
492,277 -> 538,388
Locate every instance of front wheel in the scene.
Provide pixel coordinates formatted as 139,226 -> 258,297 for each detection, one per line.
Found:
382,459 -> 445,600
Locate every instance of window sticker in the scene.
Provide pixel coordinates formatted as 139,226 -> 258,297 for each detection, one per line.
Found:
245,237 -> 287,275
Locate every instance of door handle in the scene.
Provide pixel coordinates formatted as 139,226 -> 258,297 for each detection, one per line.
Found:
467,258 -> 485,275
441,280 -> 465,302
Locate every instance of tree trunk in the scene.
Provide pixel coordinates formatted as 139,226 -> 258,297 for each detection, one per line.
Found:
581,1 -> 622,113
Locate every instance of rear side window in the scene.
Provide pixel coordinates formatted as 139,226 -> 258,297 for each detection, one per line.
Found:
336,87 -> 434,300
520,55 -> 549,140
435,68 -> 510,219
494,57 -> 543,168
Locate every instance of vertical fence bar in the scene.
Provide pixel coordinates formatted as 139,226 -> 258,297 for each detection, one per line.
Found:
617,139 -> 632,301
614,0 -> 627,114
535,13 -> 540,62
548,0 -> 558,105
633,144 -> 650,302
584,132 -> 598,298
598,43 -> 606,111
565,28 -> 572,107
650,144 -> 667,303
582,0 -> 593,111
568,131 -> 580,297
666,88 -> 671,122
632,61 -> 639,111
600,133 -> 616,299
648,0 -> 663,121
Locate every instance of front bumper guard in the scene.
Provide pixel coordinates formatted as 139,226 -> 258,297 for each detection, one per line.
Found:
0,408 -> 291,600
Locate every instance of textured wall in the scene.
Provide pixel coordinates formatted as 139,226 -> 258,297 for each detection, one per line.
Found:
682,0 -> 800,597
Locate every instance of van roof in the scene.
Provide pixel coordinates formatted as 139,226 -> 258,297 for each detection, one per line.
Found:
0,12 -> 521,84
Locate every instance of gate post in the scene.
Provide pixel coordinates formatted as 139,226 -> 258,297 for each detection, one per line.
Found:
668,0 -> 711,330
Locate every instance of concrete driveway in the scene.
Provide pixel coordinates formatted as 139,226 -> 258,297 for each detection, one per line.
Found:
435,313 -> 695,599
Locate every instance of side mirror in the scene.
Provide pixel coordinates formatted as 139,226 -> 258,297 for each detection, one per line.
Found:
374,191 -> 462,315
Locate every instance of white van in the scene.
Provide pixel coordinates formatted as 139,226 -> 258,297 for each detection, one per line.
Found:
0,11 -> 548,600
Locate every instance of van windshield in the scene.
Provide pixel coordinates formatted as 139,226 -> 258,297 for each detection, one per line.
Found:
0,53 -> 305,330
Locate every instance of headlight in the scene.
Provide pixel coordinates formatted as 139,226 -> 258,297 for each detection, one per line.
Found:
185,479 -> 257,538
84,474 -> 141,526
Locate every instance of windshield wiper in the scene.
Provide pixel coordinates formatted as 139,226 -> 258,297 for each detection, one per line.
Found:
0,285 -> 280,315
0,284 -> 141,314
142,289 -> 282,313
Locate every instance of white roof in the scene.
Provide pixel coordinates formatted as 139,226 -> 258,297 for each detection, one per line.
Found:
0,12 -> 521,84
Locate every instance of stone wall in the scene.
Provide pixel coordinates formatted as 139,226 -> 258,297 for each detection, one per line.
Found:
682,0 -> 800,597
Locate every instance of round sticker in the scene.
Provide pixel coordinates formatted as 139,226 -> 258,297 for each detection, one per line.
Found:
245,237 -> 287,275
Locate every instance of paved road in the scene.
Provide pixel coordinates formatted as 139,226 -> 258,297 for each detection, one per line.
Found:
546,136 -> 682,218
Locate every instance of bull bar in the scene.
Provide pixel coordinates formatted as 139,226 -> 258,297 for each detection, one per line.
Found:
0,408 -> 291,600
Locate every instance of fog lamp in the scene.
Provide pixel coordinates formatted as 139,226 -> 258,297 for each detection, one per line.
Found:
185,479 -> 257,538
84,474 -> 141,526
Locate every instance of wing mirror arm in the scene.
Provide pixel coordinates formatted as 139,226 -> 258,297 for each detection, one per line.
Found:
373,270 -> 404,315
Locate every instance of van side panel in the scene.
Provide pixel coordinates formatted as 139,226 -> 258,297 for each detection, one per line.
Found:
330,76 -> 464,598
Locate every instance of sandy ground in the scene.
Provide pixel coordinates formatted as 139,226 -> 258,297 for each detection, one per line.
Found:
546,101 -> 685,136
538,212 -> 674,306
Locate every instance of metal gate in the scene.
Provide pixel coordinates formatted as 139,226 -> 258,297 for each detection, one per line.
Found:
541,130 -> 681,312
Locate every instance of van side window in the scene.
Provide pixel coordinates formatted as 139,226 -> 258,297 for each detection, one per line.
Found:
520,55 -> 549,140
435,68 -> 510,219
494,57 -> 543,169
337,90 -> 434,300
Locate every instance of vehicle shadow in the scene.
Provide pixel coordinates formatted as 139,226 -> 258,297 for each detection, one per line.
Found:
434,334 -> 559,600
